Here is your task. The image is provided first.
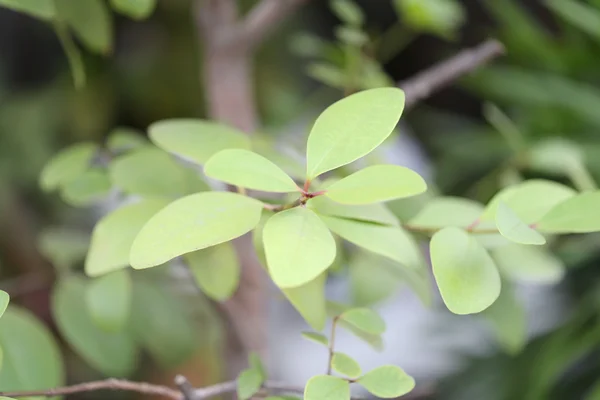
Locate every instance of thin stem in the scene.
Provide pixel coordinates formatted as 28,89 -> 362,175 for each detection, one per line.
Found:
53,21 -> 86,89
326,316 -> 340,375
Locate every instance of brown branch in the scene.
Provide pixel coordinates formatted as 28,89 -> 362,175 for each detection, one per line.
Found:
400,39 -> 505,109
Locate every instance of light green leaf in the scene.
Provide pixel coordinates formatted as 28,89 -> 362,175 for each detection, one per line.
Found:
53,278 -> 137,377
263,207 -> 336,288
38,227 -> 90,270
327,302 -> 383,351
249,352 -> 266,381
237,368 -> 264,400
251,137 -> 306,180
321,216 -> 422,268
307,63 -> 346,89
110,0 -> 157,20
330,0 -> 364,25
130,192 -> 263,269
546,0 -> 600,42
482,281 -> 526,354
304,375 -> 350,400
281,274 -> 327,331
301,332 -> 329,347
331,352 -> 362,378
358,365 -> 415,398
0,291 -> 8,319
149,119 -> 251,165
85,198 -> 170,277
495,202 -> 546,245
40,142 -> 98,191
55,0 -> 113,55
408,197 -> 483,229
185,242 -> 240,301
86,270 -> 131,333
430,227 -> 501,314
0,0 -> 55,19
266,397 -> 301,400
324,165 -> 426,205
339,308 -> 386,335
537,191 -> 600,233
306,88 -> 405,179
109,147 -> 189,197
106,127 -> 147,152
205,149 -> 299,193
492,244 -> 565,284
0,307 -> 64,398
307,196 -> 399,226
60,168 -> 111,206
335,26 -> 368,46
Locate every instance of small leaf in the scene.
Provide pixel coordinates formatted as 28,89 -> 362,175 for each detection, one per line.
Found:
281,274 -> 327,331
330,0 -> 364,25
408,197 -> 483,229
430,227 -> 501,314
85,198 -> 170,277
324,165 -> 426,204
40,142 -> 98,191
306,88 -> 405,179
86,270 -> 131,333
331,352 -> 362,378
394,0 -> 465,38
110,0 -> 157,20
537,191 -> 600,233
53,277 -> 137,377
106,127 -> 147,152
205,149 -> 299,193
130,192 -> 263,269
249,352 -> 267,381
0,307 -> 65,396
304,375 -> 350,400
307,63 -> 346,89
149,119 -> 251,165
0,291 -> 8,319
482,281 -> 526,354
185,242 -> 240,301
301,332 -> 329,347
38,227 -> 90,269
55,0 -> 113,55
307,196 -> 399,226
495,202 -> 546,245
492,244 -> 565,284
60,168 -> 111,206
358,365 -> 415,398
339,308 -> 386,335
326,302 -> 383,351
263,207 -> 336,288
237,368 -> 264,400
0,0 -> 55,19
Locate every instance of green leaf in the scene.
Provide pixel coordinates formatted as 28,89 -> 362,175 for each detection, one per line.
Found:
430,227 -> 501,314
185,242 -> 240,301
495,202 -> 546,245
482,281 -> 526,354
130,192 -> 263,269
110,0 -> 157,20
205,149 -> 299,193
358,365 -> 415,398
326,302 -> 383,351
546,0 -> 600,42
55,0 -> 113,55
109,147 -> 190,197
40,142 -> 98,191
324,165 -> 426,204
263,207 -> 336,288
0,0 -> 55,19
537,191 -> 600,233
307,63 -> 346,89
0,307 -> 64,397
304,375 -> 350,400
237,368 -> 264,400
394,0 -> 465,38
331,352 -> 362,378
53,278 -> 137,377
0,291 -> 8,319
408,197 -> 483,229
86,270 -> 131,333
306,88 -> 405,179
251,137 -> 306,180
60,168 -> 111,206
149,119 -> 251,165
335,26 -> 368,47
492,244 -> 565,284
301,332 -> 329,347
321,216 -> 422,268
330,0 -> 364,25
106,127 -> 147,152
38,227 -> 90,269
86,198 -> 170,277
281,274 -> 327,331
307,196 -> 399,226
249,352 -> 266,381
339,308 -> 386,335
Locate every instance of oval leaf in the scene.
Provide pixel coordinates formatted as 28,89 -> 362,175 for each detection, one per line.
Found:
358,365 -> 415,398
307,195 -> 399,226
325,165 -> 426,204
55,0 -> 113,54
331,352 -> 362,378
110,0 -> 157,20
263,207 -> 336,288
408,197 -> 484,229
205,149 -> 299,193
40,142 -> 97,191
0,291 -> 8,319
430,227 -> 501,314
301,332 -> 329,347
130,192 -> 263,269
482,281 -> 526,354
537,191 -> 600,233
282,273 -> 327,331
304,375 -> 350,400
60,168 -> 111,206
340,308 -> 386,335
85,198 -> 170,277
0,307 -> 64,395
86,270 -> 131,333
106,127 -> 147,152
492,244 -> 565,284
327,302 -> 383,351
306,88 -> 405,179
495,202 -> 546,245
237,368 -> 264,400
0,0 -> 56,20
185,242 -> 240,301
149,119 -> 251,165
